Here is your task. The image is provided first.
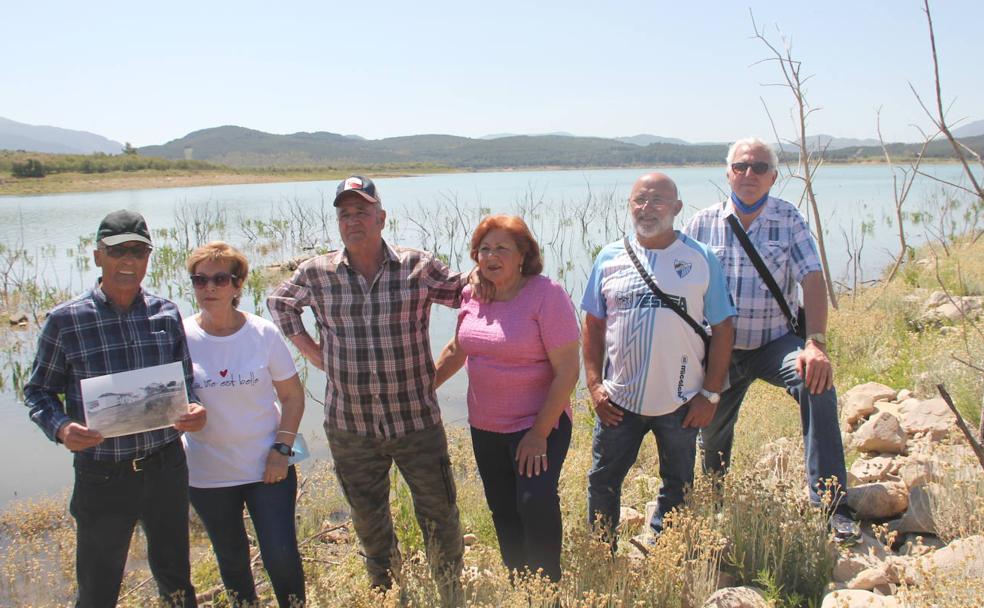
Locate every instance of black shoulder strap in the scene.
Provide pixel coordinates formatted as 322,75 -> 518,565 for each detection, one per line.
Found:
725,214 -> 799,333
622,237 -> 710,350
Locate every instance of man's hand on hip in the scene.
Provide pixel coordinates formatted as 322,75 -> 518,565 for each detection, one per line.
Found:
57,422 -> 103,451
796,341 -> 834,394
682,394 -> 716,428
589,383 -> 623,426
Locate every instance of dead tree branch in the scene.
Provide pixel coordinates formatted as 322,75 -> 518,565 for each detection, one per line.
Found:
936,384 -> 984,473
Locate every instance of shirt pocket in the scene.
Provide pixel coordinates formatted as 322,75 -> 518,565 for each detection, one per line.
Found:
757,241 -> 789,289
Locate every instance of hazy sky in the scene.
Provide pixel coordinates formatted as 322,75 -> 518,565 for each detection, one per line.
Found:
3,1 -> 981,146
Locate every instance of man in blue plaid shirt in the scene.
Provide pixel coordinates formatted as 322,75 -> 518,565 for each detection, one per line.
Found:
24,209 -> 207,607
685,138 -> 860,544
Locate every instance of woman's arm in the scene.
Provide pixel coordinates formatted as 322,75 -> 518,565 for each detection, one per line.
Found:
516,339 -> 580,477
434,336 -> 466,389
264,373 -> 305,483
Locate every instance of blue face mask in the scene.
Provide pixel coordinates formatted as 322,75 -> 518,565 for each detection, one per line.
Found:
730,191 -> 770,214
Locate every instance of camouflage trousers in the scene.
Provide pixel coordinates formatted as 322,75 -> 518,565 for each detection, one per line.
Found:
328,423 -> 464,606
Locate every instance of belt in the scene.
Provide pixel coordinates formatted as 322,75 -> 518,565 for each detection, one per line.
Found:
75,440 -> 179,473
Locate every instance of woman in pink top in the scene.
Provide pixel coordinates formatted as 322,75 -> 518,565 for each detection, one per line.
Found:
436,215 -> 580,582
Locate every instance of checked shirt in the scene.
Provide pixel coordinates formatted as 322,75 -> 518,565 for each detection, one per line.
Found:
685,196 -> 822,351
267,242 -> 466,439
24,283 -> 195,461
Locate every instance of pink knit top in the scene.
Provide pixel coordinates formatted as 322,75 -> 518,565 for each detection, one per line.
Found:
456,275 -> 580,433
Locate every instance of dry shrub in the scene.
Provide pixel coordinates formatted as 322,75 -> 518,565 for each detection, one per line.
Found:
926,451 -> 984,543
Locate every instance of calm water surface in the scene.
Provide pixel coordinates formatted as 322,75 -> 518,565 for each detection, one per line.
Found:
0,163 -> 979,508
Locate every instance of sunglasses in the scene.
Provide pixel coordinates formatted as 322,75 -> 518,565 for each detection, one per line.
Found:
190,272 -> 238,289
731,162 -> 772,175
102,243 -> 153,259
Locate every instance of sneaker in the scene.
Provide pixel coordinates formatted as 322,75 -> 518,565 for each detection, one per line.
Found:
830,512 -> 861,546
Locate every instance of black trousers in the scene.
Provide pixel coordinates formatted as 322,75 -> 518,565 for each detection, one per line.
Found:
69,441 -> 196,608
470,415 -> 572,582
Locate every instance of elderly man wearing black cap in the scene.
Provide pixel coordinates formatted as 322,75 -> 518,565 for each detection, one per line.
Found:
24,209 -> 206,608
268,176 -> 469,605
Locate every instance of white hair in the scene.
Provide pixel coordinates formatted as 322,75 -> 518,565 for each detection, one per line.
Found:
726,137 -> 779,169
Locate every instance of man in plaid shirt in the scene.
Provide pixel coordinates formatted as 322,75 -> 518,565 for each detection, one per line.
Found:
268,176 -> 468,604
24,210 -> 207,607
685,138 -> 860,544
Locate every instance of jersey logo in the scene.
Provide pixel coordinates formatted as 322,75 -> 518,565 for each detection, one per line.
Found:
673,259 -> 692,278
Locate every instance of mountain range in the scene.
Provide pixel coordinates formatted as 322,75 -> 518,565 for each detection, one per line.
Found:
3,116 -> 984,170
0,117 -> 123,155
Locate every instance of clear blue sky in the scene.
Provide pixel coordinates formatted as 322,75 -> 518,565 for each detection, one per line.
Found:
2,0 -> 981,147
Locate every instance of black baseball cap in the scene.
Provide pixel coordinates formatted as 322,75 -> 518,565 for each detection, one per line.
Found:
333,175 -> 381,206
96,209 -> 152,246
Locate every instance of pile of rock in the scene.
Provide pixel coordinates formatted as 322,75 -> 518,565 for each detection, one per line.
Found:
918,290 -> 983,326
698,381 -> 984,607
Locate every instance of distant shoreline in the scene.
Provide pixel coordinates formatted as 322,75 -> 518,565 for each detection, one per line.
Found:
0,157 -> 952,197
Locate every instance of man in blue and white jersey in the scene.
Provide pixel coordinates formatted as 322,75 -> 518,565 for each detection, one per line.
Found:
582,172 -> 735,543
685,137 -> 860,544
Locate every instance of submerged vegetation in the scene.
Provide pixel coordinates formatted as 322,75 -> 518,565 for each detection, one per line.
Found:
0,179 -> 980,605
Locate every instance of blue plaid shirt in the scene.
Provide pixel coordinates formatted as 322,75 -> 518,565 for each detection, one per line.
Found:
24,282 -> 196,461
685,196 -> 822,350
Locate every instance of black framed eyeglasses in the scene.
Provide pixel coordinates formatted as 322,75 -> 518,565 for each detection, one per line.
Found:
731,162 -> 772,175
102,243 -> 153,259
190,273 -> 237,288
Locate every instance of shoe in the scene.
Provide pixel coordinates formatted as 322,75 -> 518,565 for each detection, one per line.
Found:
830,512 -> 861,546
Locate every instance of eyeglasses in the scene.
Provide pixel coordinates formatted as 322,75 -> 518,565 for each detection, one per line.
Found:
630,197 -> 676,207
102,243 -> 153,259
190,273 -> 237,289
730,162 -> 772,175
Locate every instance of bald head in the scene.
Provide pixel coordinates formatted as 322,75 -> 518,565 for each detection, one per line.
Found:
628,172 -> 682,245
630,172 -> 678,201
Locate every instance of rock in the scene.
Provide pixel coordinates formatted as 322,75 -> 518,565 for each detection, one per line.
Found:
841,383 -> 898,427
895,388 -> 913,402
901,535 -> 984,585
873,400 -> 904,419
821,589 -> 899,607
897,455 -> 935,490
832,532 -> 890,582
846,564 -> 890,590
924,291 -> 948,309
898,533 -> 945,557
848,455 -> 899,485
899,398 -> 955,440
755,437 -> 795,478
853,412 -> 907,454
7,311 -> 28,325
620,506 -> 644,529
701,586 -> 768,608
847,482 -> 909,519
892,485 -> 936,535
462,533 -> 477,546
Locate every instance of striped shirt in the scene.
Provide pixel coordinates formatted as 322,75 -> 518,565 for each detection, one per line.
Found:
24,283 -> 194,461
267,242 -> 466,438
685,196 -> 822,350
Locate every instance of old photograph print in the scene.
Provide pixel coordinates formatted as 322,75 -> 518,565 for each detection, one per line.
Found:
81,362 -> 189,438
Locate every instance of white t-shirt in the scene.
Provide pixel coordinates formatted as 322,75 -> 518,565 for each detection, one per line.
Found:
182,312 -> 298,488
581,233 -> 736,416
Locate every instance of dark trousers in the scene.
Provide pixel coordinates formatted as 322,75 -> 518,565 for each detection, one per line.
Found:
587,402 -> 698,541
470,415 -> 571,582
189,466 -> 305,607
69,440 -> 196,608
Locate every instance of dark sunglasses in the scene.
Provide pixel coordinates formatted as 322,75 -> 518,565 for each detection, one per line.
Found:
731,161 -> 772,175
190,272 -> 238,288
102,243 -> 153,259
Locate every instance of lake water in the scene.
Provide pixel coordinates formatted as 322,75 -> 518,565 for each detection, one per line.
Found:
1,163 -> 980,509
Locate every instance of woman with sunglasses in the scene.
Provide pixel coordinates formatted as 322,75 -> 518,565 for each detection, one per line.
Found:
181,241 -> 306,607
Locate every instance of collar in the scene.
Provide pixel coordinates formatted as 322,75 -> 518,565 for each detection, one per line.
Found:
92,279 -> 145,313
339,240 -> 400,269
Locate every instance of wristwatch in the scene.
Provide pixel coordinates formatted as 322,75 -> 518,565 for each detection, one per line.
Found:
699,388 -> 721,405
806,332 -> 827,345
271,442 -> 294,457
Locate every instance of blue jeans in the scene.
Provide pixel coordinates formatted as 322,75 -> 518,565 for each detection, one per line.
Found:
70,440 -> 196,608
698,332 -> 849,507
470,414 -> 572,582
189,466 -> 305,607
587,402 -> 698,540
